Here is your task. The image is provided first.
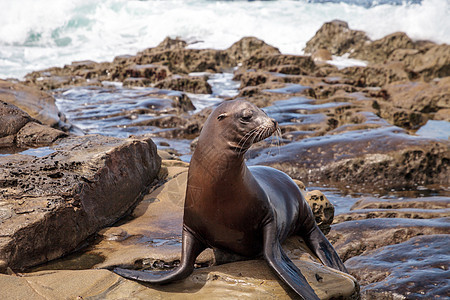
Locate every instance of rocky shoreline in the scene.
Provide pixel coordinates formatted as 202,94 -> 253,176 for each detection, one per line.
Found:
0,20 -> 449,299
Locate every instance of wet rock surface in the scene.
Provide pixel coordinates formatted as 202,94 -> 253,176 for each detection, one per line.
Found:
0,21 -> 449,299
345,234 -> 449,299
0,134 -> 160,271
0,80 -> 68,129
0,100 -> 67,150
18,160 -> 358,299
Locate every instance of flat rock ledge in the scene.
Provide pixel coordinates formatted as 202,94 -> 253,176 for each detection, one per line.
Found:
31,161 -> 357,300
0,134 -> 161,271
0,259 -> 358,299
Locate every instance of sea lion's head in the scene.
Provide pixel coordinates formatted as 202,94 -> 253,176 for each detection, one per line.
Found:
200,99 -> 278,154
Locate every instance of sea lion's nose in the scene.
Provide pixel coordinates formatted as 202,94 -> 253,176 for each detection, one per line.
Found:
271,118 -> 278,127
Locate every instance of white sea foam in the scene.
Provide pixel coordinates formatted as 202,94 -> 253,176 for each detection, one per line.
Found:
0,0 -> 448,79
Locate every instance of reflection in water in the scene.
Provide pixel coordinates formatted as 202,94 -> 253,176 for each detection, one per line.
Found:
0,146 -> 56,157
415,120 -> 450,140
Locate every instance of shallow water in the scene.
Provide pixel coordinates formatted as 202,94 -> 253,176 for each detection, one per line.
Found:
0,146 -> 56,157
54,72 -> 450,216
55,72 -> 239,158
415,120 -> 450,140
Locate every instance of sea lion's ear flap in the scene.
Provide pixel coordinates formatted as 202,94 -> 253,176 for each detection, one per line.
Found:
217,113 -> 227,121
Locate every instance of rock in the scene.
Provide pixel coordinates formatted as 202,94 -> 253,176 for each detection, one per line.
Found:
0,258 -> 358,299
434,108 -> 450,121
327,218 -> 450,261
134,106 -> 210,140
292,181 -> 334,235
304,20 -> 370,56
370,78 -> 450,129
247,126 -> 450,192
225,36 -> 281,63
155,75 -> 213,94
351,196 -> 450,210
135,48 -> 224,75
350,32 -> 415,64
345,234 -> 449,299
374,100 -> 428,130
40,163 -> 358,299
122,77 -> 153,87
305,190 -> 335,235
0,134 -> 161,270
0,100 -> 66,149
0,100 -> 33,138
334,208 -> 449,223
15,122 -> 67,148
170,92 -> 196,112
154,36 -> 188,51
383,77 -> 450,113
334,196 -> 450,222
0,80 -> 65,128
311,49 -> 332,62
241,54 -> 317,76
407,43 -> 450,80
338,62 -> 411,87
305,21 -> 448,83
124,64 -> 171,82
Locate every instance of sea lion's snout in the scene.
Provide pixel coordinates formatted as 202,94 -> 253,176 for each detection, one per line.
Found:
271,118 -> 278,128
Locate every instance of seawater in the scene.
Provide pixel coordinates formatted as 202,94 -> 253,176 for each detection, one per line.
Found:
0,0 -> 449,79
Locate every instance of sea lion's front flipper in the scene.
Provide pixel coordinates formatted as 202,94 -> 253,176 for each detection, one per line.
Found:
304,225 -> 348,273
114,226 -> 205,284
263,223 -> 320,300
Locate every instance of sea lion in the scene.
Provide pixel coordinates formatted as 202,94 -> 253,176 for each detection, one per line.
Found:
114,99 -> 348,299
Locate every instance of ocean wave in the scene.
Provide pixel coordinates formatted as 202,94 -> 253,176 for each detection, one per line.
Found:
0,0 -> 448,79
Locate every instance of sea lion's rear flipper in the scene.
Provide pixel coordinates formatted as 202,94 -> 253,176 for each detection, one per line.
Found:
263,223 -> 320,300
304,225 -> 348,273
113,226 -> 205,284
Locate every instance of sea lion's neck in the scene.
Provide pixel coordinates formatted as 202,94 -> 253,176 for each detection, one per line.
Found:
190,139 -> 247,183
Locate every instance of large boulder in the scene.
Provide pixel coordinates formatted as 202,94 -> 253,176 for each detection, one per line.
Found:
0,134 -> 161,271
225,36 -> 281,63
305,21 -> 449,81
383,77 -> 450,114
0,80 -> 66,128
407,44 -> 450,80
0,100 -> 67,149
0,100 -> 33,138
350,32 -> 415,64
247,126 -> 450,191
304,20 -> 370,56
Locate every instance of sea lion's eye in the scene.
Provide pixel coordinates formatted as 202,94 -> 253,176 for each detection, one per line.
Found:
241,110 -> 253,122
241,115 -> 252,122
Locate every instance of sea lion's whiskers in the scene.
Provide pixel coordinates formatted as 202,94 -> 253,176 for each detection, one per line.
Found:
265,124 -> 278,156
276,127 -> 282,155
266,129 -> 276,156
237,127 -> 259,148
237,126 -> 261,155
